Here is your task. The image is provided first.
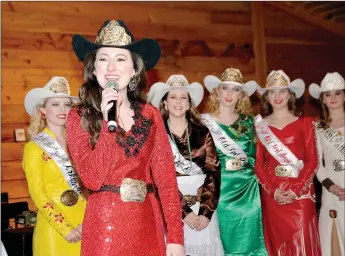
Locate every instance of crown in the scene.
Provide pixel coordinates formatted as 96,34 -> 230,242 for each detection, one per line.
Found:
50,78 -> 70,94
166,75 -> 189,87
95,20 -> 132,46
221,68 -> 244,84
266,70 -> 290,88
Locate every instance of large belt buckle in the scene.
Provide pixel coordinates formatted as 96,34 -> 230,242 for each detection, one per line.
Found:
275,165 -> 293,177
60,190 -> 79,206
226,159 -> 243,171
333,160 -> 345,172
183,195 -> 197,207
120,178 -> 147,203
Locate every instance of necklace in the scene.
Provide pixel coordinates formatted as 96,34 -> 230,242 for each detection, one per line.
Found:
167,119 -> 193,173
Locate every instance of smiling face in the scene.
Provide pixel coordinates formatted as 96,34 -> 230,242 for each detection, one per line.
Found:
218,83 -> 242,108
266,88 -> 291,110
322,90 -> 345,110
164,89 -> 190,118
93,47 -> 135,90
40,97 -> 73,127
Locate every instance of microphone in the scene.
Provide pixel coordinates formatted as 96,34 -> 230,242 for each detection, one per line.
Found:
105,81 -> 119,132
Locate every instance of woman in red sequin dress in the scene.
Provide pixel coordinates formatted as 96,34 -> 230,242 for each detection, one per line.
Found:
254,70 -> 321,256
66,20 -> 184,256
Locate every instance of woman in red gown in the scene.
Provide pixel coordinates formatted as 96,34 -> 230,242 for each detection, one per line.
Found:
254,70 -> 321,256
66,20 -> 184,256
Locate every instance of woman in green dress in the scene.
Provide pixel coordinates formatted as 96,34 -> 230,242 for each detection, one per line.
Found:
201,68 -> 267,255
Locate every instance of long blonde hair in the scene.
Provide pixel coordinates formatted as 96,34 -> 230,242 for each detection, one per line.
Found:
27,100 -> 47,140
206,87 -> 254,116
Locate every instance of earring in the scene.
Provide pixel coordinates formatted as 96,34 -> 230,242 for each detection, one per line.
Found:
128,76 -> 137,91
41,113 -> 46,120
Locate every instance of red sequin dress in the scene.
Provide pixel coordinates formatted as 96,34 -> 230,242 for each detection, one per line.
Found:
255,117 -> 321,256
66,102 -> 184,256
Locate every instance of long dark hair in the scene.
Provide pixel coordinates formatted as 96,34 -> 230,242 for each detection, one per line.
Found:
260,89 -> 301,117
77,49 -> 147,148
318,89 -> 345,129
159,91 -> 203,128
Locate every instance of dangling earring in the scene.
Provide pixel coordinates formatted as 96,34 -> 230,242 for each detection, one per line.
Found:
128,76 -> 137,91
165,105 -> 169,111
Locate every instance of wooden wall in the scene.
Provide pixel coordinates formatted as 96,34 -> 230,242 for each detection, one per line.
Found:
1,2 -> 344,210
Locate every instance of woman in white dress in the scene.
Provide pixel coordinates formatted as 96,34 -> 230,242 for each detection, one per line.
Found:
309,72 -> 345,256
148,75 -> 224,256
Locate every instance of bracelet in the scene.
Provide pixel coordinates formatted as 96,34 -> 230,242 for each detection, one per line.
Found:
322,178 -> 335,191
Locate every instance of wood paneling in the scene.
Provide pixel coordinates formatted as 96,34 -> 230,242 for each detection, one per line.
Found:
1,179 -> 29,198
2,161 -> 26,181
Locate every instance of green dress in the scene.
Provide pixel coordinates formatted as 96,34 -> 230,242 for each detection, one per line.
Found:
208,115 -> 267,255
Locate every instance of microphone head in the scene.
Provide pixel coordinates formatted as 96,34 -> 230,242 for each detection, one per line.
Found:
105,81 -> 119,92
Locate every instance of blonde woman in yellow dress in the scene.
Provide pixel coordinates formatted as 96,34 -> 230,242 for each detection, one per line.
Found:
22,77 -> 86,256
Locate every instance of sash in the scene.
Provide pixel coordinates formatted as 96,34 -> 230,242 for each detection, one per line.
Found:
316,123 -> 345,156
254,115 -> 304,177
201,113 -> 248,165
168,137 -> 203,175
32,132 -> 82,194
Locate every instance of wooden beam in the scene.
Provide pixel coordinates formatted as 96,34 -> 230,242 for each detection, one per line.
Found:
266,2 -> 345,38
251,2 -> 267,86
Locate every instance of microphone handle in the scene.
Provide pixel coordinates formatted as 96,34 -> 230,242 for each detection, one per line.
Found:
108,100 -> 117,132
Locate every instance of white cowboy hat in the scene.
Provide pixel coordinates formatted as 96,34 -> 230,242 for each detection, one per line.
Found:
204,68 -> 258,96
309,72 -> 345,99
148,75 -> 204,108
257,70 -> 305,98
24,76 -> 79,116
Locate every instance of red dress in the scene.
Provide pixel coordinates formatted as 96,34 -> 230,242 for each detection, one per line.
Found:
66,102 -> 184,256
255,117 -> 321,256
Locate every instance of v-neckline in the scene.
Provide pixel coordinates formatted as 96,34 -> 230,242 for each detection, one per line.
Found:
216,115 -> 241,128
268,117 -> 299,131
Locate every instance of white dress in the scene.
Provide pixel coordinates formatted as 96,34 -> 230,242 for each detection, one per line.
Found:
315,124 -> 344,256
177,175 -> 224,256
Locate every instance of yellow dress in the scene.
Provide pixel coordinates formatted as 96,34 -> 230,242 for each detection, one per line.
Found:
22,128 -> 86,256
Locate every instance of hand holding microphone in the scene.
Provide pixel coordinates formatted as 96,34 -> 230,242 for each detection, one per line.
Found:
100,81 -> 121,132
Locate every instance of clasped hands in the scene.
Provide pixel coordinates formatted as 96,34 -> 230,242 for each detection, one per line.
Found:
274,188 -> 296,205
184,212 -> 210,231
65,224 -> 82,243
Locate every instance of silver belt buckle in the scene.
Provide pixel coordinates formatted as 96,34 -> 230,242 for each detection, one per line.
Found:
120,178 -> 147,203
225,159 -> 243,171
275,165 -> 293,177
333,160 -> 345,172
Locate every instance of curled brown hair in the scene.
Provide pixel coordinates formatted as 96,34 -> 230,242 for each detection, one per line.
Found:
77,49 -> 147,148
318,89 -> 345,129
159,91 -> 203,127
260,89 -> 301,117
206,87 -> 254,116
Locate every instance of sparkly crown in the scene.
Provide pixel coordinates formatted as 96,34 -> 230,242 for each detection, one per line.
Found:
221,68 -> 244,84
266,70 -> 290,88
95,20 -> 132,46
166,75 -> 189,87
50,78 -> 70,94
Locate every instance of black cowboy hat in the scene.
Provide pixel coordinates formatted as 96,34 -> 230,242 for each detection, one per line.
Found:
72,20 -> 161,71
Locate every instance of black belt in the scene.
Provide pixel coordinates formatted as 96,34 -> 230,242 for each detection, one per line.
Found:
89,183 -> 156,194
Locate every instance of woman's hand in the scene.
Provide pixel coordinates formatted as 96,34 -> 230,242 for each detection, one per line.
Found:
275,188 -> 295,205
65,228 -> 82,243
194,215 -> 210,231
183,212 -> 199,230
101,87 -> 123,121
166,243 -> 185,256
329,185 -> 345,201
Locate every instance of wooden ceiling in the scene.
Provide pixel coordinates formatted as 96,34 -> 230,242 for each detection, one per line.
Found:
266,1 -> 345,38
